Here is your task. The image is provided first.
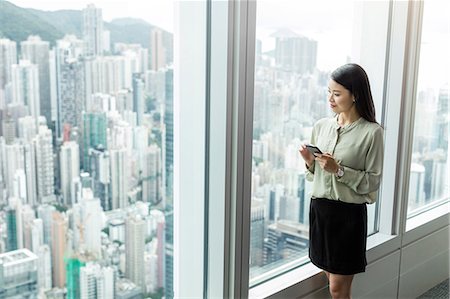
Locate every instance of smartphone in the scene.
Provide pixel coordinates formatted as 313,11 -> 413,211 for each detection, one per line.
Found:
305,144 -> 323,156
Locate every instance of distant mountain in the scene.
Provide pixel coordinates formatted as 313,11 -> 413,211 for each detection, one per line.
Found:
0,0 -> 173,61
27,8 -> 83,37
0,1 -> 65,45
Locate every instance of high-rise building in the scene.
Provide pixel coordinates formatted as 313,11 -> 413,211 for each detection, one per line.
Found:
141,145 -> 161,204
272,28 -> 318,75
11,60 -> 40,122
103,30 -> 111,53
5,206 -> 18,251
51,211 -> 67,288
0,249 -> 38,298
60,141 -> 80,206
263,220 -> 309,265
82,112 -> 107,171
144,251 -> 158,294
66,256 -> 86,299
437,86 -> 449,151
125,215 -> 146,290
89,147 -> 110,210
54,36 -> 86,137
20,204 -> 36,251
37,244 -> 52,291
150,29 -> 165,71
23,142 -> 37,206
110,148 -> 129,209
4,143 -> 25,197
250,199 -> 265,267
0,38 -> 17,90
35,125 -> 55,202
164,209 -> 174,299
37,204 -> 56,247
79,191 -> 103,256
409,162 -> 426,210
17,116 -> 37,141
83,4 -> 104,56
163,67 -> 173,203
21,35 -> 51,125
57,57 -> 85,137
80,263 -> 115,299
132,73 -> 145,126
85,55 -> 138,96
2,113 -> 16,144
29,218 -> 43,253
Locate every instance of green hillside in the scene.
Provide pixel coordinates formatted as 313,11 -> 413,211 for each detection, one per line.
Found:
0,0 -> 173,61
0,0 -> 64,45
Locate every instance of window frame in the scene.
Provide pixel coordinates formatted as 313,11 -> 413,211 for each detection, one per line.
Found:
226,0 -> 449,298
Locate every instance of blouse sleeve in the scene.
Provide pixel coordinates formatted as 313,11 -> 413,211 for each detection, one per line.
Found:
305,125 -> 317,182
336,126 -> 384,195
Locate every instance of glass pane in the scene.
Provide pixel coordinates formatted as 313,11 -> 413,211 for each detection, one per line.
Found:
250,0 -> 388,285
0,1 -> 176,298
407,0 -> 450,217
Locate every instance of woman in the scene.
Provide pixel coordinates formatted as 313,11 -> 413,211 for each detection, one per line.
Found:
299,63 -> 384,299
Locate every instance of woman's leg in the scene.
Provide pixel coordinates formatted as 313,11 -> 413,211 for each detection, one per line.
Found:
328,273 -> 354,299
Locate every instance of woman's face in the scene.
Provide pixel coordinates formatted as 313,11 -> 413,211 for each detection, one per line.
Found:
327,79 -> 355,113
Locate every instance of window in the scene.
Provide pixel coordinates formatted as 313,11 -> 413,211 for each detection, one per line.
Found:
249,0 -> 390,286
407,0 -> 450,218
0,1 -> 208,298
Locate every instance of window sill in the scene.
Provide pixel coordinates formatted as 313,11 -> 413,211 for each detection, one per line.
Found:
406,200 -> 450,232
403,200 -> 450,246
248,232 -> 398,299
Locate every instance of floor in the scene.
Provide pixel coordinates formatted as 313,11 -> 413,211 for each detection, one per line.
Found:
417,278 -> 449,299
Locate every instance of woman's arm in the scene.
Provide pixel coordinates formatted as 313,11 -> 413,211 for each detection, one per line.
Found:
336,126 -> 384,194
305,126 -> 317,182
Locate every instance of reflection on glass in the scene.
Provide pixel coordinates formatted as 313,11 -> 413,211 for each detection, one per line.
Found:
407,1 -> 449,216
250,0 -> 386,284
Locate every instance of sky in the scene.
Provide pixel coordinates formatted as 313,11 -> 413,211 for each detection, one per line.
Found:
8,0 -> 175,32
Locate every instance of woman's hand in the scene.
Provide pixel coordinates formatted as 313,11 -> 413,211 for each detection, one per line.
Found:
315,153 -> 339,174
299,144 -> 315,168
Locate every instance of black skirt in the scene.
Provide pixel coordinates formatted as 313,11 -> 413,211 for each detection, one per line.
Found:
309,197 -> 368,275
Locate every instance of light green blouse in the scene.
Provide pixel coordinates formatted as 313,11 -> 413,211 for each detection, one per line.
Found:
306,115 -> 384,204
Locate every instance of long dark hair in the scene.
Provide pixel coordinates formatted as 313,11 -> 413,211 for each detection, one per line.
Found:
331,63 -> 377,123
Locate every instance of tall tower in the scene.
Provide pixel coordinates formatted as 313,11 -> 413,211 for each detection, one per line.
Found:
82,111 -> 107,171
55,35 -> 86,137
0,38 -> 17,90
141,145 -> 161,204
83,4 -> 104,56
110,148 -> 129,209
11,60 -> 40,122
80,263 -> 115,299
163,67 -> 173,202
57,58 -> 85,138
272,28 -> 318,75
125,215 -> 146,290
60,141 -> 80,206
51,211 -> 67,288
4,143 -> 25,198
34,125 -> 55,203
150,29 -> 165,71
80,192 -> 102,256
37,204 -> 56,248
132,73 -> 145,126
37,244 -> 52,291
20,35 -> 51,125
163,66 -> 174,299
5,206 -> 18,251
